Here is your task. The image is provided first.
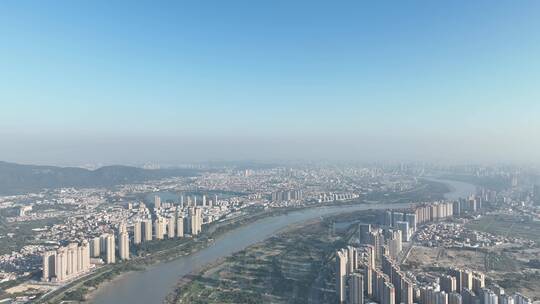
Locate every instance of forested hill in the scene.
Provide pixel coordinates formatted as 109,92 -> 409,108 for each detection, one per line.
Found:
0,161 -> 199,195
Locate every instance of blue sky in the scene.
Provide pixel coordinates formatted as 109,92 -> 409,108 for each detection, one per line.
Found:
1,1 -> 539,164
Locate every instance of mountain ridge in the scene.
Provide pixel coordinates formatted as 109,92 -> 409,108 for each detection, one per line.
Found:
0,161 -> 199,196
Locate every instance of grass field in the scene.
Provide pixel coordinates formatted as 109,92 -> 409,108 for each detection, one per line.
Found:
466,214 -> 540,244
169,219 -> 341,304
485,252 -> 518,272
166,210 -> 379,304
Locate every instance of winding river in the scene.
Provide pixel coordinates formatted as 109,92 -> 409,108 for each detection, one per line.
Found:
92,178 -> 475,304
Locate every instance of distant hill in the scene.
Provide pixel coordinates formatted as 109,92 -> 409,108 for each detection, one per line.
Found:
0,161 -> 200,196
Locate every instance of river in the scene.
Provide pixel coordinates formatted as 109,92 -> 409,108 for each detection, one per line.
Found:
92,178 -> 474,304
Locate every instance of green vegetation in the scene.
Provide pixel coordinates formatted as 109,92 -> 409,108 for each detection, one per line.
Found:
37,200 -> 391,303
38,205 -> 337,303
168,210 -> 380,304
366,180 -> 449,202
466,214 -> 540,244
498,272 -> 540,295
0,273 -> 36,300
0,217 -> 63,255
485,252 -> 518,272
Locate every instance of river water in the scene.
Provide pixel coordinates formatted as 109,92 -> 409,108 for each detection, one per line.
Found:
92,178 -> 474,304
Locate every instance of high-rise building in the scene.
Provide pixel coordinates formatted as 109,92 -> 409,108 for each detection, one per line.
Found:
364,267 -> 373,297
176,216 -> 184,237
383,282 -> 396,304
119,222 -> 127,234
195,207 -> 202,232
388,230 -> 402,259
347,246 -> 358,273
492,285 -> 504,297
154,195 -> 161,209
441,274 -> 457,293
143,219 -> 153,242
405,213 -> 417,231
461,270 -> 473,292
189,208 -> 197,235
55,248 -> 67,282
392,212 -> 405,227
396,221 -> 410,242
483,288 -> 499,304
106,234 -> 116,264
348,273 -> 364,304
373,269 -> 385,302
359,244 -> 375,270
448,268 -> 462,292
41,251 -> 55,281
81,240 -> 90,270
336,249 -> 348,303
42,241 -> 90,282
462,288 -> 477,304
514,293 -> 532,304
119,231 -> 129,260
188,207 -> 203,235
402,278 -> 414,304
167,217 -> 176,238
437,291 -> 449,304
66,243 -> 78,276
449,292 -> 463,304
271,190 -> 304,202
76,245 -> 83,273
367,230 -> 385,262
359,224 -> 372,244
499,295 -> 514,304
100,234 -> 108,255
453,201 -> 461,216
472,272 -> 485,294
385,211 -> 393,226
154,217 -> 165,240
381,254 -> 404,304
133,221 -> 142,245
90,236 -> 101,257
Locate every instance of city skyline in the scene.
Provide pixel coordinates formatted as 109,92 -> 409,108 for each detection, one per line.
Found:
1,2 -> 539,303
1,1 -> 540,165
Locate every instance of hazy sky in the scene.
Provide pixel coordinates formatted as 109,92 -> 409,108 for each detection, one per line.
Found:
1,1 -> 539,165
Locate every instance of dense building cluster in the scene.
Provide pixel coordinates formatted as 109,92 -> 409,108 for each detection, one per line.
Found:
41,241 -> 90,282
39,195 -> 206,283
335,199 -> 534,304
336,242 -> 533,304
1,163 -> 538,302
270,190 -> 303,202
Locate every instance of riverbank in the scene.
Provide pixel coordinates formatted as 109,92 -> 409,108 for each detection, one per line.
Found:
162,177 -> 483,304
82,270 -> 133,303
92,202 -> 417,304
166,209 -> 377,304
61,179 -> 452,303
34,178 -> 451,303
40,200 -> 373,303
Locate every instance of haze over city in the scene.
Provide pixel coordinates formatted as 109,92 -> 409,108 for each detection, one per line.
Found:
1,2 -> 540,304
2,1 -> 539,166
